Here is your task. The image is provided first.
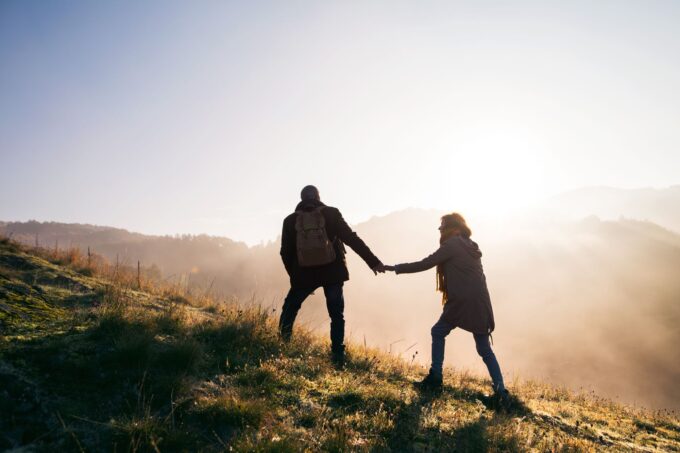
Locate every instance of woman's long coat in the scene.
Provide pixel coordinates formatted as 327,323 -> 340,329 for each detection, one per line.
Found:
394,235 -> 495,334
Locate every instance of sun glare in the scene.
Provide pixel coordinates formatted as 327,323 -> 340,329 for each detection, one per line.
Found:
439,127 -> 548,215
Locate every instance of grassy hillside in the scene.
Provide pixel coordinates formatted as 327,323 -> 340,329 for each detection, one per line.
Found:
0,220 -> 282,300
1,238 -> 679,452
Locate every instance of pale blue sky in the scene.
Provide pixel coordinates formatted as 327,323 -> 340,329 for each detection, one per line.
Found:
2,1 -> 679,244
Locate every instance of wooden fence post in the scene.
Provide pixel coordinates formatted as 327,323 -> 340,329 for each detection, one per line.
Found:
137,260 -> 141,289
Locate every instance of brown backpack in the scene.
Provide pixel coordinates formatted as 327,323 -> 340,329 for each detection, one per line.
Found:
295,207 -> 337,267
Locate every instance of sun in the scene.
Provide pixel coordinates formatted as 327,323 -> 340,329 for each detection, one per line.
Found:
436,126 -> 549,215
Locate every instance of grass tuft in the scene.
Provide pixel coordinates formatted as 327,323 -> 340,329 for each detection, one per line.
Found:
193,394 -> 267,430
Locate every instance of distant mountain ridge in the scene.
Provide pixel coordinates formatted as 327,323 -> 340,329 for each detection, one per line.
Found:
540,184 -> 680,232
3,183 -> 679,250
0,219 -> 246,246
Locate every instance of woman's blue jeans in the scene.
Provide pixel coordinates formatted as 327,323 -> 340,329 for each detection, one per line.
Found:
430,317 -> 505,393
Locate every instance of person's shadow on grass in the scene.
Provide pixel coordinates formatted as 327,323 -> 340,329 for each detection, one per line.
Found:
380,383 -> 531,452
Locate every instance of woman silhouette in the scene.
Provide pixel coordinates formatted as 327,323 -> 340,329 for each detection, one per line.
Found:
385,213 -> 508,399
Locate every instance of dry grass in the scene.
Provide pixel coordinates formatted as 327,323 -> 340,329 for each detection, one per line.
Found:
1,234 -> 679,452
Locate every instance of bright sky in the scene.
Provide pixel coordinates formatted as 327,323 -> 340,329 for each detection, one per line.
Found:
1,1 -> 679,244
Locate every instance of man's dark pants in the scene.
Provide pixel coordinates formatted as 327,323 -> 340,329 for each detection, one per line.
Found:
279,283 -> 345,352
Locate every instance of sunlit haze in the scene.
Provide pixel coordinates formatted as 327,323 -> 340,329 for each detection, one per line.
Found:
2,1 -> 680,243
2,1 -> 680,416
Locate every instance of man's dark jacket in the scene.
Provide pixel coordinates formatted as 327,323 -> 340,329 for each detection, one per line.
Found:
280,199 -> 382,289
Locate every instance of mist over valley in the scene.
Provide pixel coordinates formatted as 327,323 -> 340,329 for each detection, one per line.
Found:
4,186 -> 680,410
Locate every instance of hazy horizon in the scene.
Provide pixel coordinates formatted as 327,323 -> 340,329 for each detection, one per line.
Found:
2,183 -> 680,246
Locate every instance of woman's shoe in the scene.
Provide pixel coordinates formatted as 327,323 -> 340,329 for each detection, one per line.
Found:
485,389 -> 515,411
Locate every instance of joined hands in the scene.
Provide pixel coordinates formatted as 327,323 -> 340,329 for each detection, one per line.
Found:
372,264 -> 396,275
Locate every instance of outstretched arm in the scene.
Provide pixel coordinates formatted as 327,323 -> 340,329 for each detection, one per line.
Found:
394,243 -> 456,274
335,210 -> 382,270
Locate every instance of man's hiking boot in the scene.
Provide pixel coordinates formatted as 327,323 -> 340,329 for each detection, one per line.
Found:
415,372 -> 443,392
331,347 -> 345,369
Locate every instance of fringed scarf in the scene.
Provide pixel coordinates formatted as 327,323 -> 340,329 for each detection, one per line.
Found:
436,229 -> 459,305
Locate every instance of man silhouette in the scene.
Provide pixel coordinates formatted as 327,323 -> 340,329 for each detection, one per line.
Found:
279,185 -> 384,367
